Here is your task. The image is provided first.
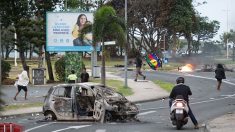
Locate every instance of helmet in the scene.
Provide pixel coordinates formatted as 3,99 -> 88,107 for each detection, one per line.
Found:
176,77 -> 184,84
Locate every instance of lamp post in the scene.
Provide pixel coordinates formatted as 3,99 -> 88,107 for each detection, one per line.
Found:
124,0 -> 128,87
0,16 -> 2,85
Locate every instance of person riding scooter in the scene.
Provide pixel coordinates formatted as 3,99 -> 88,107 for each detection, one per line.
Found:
169,77 -> 199,129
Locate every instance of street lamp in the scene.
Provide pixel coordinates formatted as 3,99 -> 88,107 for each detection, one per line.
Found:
0,16 -> 2,85
124,0 -> 128,87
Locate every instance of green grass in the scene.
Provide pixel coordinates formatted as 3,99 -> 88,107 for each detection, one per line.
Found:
153,80 -> 174,92
91,79 -> 133,96
3,102 -> 43,111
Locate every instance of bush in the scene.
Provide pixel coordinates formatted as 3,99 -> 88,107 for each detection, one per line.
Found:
1,60 -> 11,81
54,57 -> 66,81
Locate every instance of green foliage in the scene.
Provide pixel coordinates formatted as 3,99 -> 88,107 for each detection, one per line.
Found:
93,6 -> 126,44
202,41 -> 222,55
168,0 -> 194,34
1,60 -> 11,81
65,52 -> 84,82
54,57 -> 66,81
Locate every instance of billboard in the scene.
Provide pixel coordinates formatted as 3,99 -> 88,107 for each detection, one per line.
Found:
46,12 -> 95,51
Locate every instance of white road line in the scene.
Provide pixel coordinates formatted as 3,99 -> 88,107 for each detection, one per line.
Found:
52,125 -> 91,132
140,94 -> 235,112
185,73 -> 235,86
96,129 -> 106,132
25,122 -> 55,132
138,110 -> 156,116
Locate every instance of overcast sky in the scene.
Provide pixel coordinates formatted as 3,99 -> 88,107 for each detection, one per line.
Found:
195,0 -> 235,40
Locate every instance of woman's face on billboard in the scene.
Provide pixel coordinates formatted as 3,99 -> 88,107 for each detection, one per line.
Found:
80,15 -> 87,25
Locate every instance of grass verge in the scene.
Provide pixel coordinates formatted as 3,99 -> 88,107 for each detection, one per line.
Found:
3,102 -> 43,111
153,80 -> 174,92
91,79 -> 133,96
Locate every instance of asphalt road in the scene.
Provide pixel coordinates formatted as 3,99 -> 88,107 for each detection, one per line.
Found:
1,70 -> 235,132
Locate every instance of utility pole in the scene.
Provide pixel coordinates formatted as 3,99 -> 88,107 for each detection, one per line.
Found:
124,0 -> 128,87
0,16 -> 2,85
225,0 -> 230,59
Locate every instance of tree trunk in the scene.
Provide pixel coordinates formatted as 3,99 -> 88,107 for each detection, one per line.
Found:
186,33 -> 192,56
172,30 -> 177,57
19,48 -> 29,78
38,45 -> 43,68
29,43 -> 33,60
101,40 -> 105,86
45,50 -> 54,81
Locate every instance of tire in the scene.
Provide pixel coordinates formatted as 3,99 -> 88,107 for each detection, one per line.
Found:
44,111 -> 57,121
104,111 -> 112,122
176,121 -> 182,130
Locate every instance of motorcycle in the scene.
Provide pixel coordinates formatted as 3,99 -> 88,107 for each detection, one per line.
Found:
170,96 -> 189,130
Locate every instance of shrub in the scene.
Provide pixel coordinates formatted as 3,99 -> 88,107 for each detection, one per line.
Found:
54,57 -> 66,81
1,60 -> 11,81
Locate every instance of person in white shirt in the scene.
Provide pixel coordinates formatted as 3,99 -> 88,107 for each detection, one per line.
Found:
14,70 -> 29,100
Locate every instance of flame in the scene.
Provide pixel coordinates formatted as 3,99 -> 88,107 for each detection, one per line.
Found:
180,64 -> 193,72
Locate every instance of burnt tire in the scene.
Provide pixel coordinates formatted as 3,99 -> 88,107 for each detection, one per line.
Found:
176,121 -> 182,130
44,111 -> 56,121
104,111 -> 112,122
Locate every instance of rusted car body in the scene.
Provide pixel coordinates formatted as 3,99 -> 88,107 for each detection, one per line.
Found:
43,82 -> 139,122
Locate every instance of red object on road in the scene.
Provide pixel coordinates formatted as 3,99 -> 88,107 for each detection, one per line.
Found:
0,123 -> 24,132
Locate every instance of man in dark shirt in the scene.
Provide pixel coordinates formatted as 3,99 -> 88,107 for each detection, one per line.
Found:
80,68 -> 89,83
169,77 -> 199,129
134,54 -> 146,81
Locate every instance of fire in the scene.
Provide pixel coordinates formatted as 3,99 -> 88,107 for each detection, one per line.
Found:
179,64 -> 193,72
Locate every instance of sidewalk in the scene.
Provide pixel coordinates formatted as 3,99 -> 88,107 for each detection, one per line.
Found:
0,72 -> 169,116
205,112 -> 235,132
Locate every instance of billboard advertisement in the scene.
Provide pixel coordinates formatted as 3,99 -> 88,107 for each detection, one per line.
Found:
46,12 -> 95,51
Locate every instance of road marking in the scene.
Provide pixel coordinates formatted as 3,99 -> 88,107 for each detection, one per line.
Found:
185,73 -> 235,86
140,107 -> 167,112
52,125 -> 91,132
140,94 -> 235,112
96,129 -> 106,132
25,122 -> 55,132
138,110 -> 156,116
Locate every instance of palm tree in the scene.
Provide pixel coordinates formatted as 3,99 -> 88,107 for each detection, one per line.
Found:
93,6 -> 126,86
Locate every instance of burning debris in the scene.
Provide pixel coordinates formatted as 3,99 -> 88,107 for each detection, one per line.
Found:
178,64 -> 194,72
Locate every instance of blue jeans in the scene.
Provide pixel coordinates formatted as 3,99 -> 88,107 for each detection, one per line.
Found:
169,99 -> 198,125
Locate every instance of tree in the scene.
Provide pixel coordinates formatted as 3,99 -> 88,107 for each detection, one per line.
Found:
1,25 -> 15,59
0,0 -> 32,70
33,0 -> 62,81
93,6 -> 125,86
108,0 -> 166,55
167,0 -> 195,56
192,16 -> 220,53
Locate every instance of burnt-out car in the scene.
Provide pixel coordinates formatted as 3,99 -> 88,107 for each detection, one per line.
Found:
43,82 -> 139,122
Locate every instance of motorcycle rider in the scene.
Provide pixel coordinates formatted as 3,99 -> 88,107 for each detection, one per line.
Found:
169,77 -> 199,129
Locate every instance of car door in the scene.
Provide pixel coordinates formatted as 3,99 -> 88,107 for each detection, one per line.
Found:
93,87 -> 105,121
52,86 -> 73,119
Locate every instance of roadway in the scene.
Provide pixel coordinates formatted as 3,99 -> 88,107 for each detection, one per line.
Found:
2,70 -> 235,132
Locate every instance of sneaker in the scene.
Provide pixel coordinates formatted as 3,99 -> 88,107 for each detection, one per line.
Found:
143,76 -> 146,80
134,79 -> 137,82
194,124 -> 199,129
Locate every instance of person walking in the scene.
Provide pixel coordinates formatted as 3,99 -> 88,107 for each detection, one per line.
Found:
68,70 -> 78,83
14,69 -> 29,100
134,54 -> 146,82
80,68 -> 89,83
215,64 -> 226,91
169,77 -> 199,129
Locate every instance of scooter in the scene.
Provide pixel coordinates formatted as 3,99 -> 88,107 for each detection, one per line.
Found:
170,96 -> 189,130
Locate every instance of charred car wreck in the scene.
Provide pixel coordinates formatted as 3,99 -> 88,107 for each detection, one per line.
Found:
43,82 -> 139,122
